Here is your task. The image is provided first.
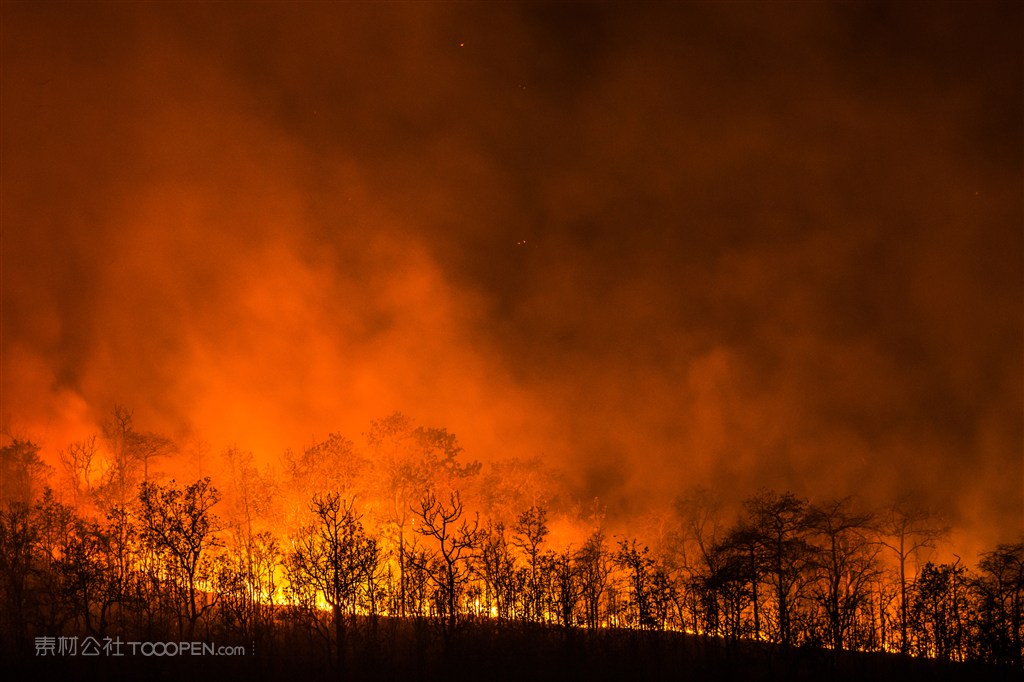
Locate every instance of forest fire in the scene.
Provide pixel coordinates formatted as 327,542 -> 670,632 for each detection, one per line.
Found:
2,2 -> 1021,680
0,414 -> 1021,677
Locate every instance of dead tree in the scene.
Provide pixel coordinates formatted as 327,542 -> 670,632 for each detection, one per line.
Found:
410,491 -> 478,634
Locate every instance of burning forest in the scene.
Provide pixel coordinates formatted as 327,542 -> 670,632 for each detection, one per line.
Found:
1,410 -> 1021,680
1,2 -> 1022,681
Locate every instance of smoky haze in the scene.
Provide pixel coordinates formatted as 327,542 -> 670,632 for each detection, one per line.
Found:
2,3 -> 1021,553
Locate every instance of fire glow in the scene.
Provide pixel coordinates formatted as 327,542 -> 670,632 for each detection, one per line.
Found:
1,1 -> 1021,677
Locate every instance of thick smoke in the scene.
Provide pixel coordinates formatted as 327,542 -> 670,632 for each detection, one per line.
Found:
2,3 -> 1020,554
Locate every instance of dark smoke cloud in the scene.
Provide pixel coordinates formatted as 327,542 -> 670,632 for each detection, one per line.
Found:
2,2 -> 1020,554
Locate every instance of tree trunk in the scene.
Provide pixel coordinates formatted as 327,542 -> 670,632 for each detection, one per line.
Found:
749,547 -> 760,640
333,605 -> 346,681
398,530 -> 406,618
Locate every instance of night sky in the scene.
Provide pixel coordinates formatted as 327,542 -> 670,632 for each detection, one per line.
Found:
2,2 -> 1021,551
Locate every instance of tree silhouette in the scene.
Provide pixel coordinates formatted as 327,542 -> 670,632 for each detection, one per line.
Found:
740,490 -> 814,646
674,488 -> 726,636
911,560 -> 970,661
96,406 -> 174,509
615,539 -> 657,629
476,520 -> 518,620
286,493 -> 379,679
578,525 -> 612,630
880,499 -> 949,654
0,439 -> 51,505
1,409 -> 1022,676
974,541 -> 1024,665
366,413 -> 479,619
0,501 -> 37,652
805,497 -> 880,651
513,504 -> 549,621
58,435 -> 99,508
410,491 -> 479,634
547,547 -> 582,629
137,477 -> 221,637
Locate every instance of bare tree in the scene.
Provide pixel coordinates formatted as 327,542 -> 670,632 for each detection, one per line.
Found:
674,487 -> 726,635
366,413 -> 479,618
547,548 -> 583,629
879,499 -> 949,654
97,406 -> 174,509
409,491 -> 479,633
806,497 -> 881,651
513,504 -> 549,621
281,434 -> 365,527
577,522 -> 612,629
58,435 -> 99,507
221,446 -> 279,636
287,493 -> 379,678
476,520 -> 518,620
479,456 -> 560,525
216,529 -> 281,640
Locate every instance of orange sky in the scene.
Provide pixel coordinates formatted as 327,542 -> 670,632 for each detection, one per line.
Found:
2,2 -> 1021,555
